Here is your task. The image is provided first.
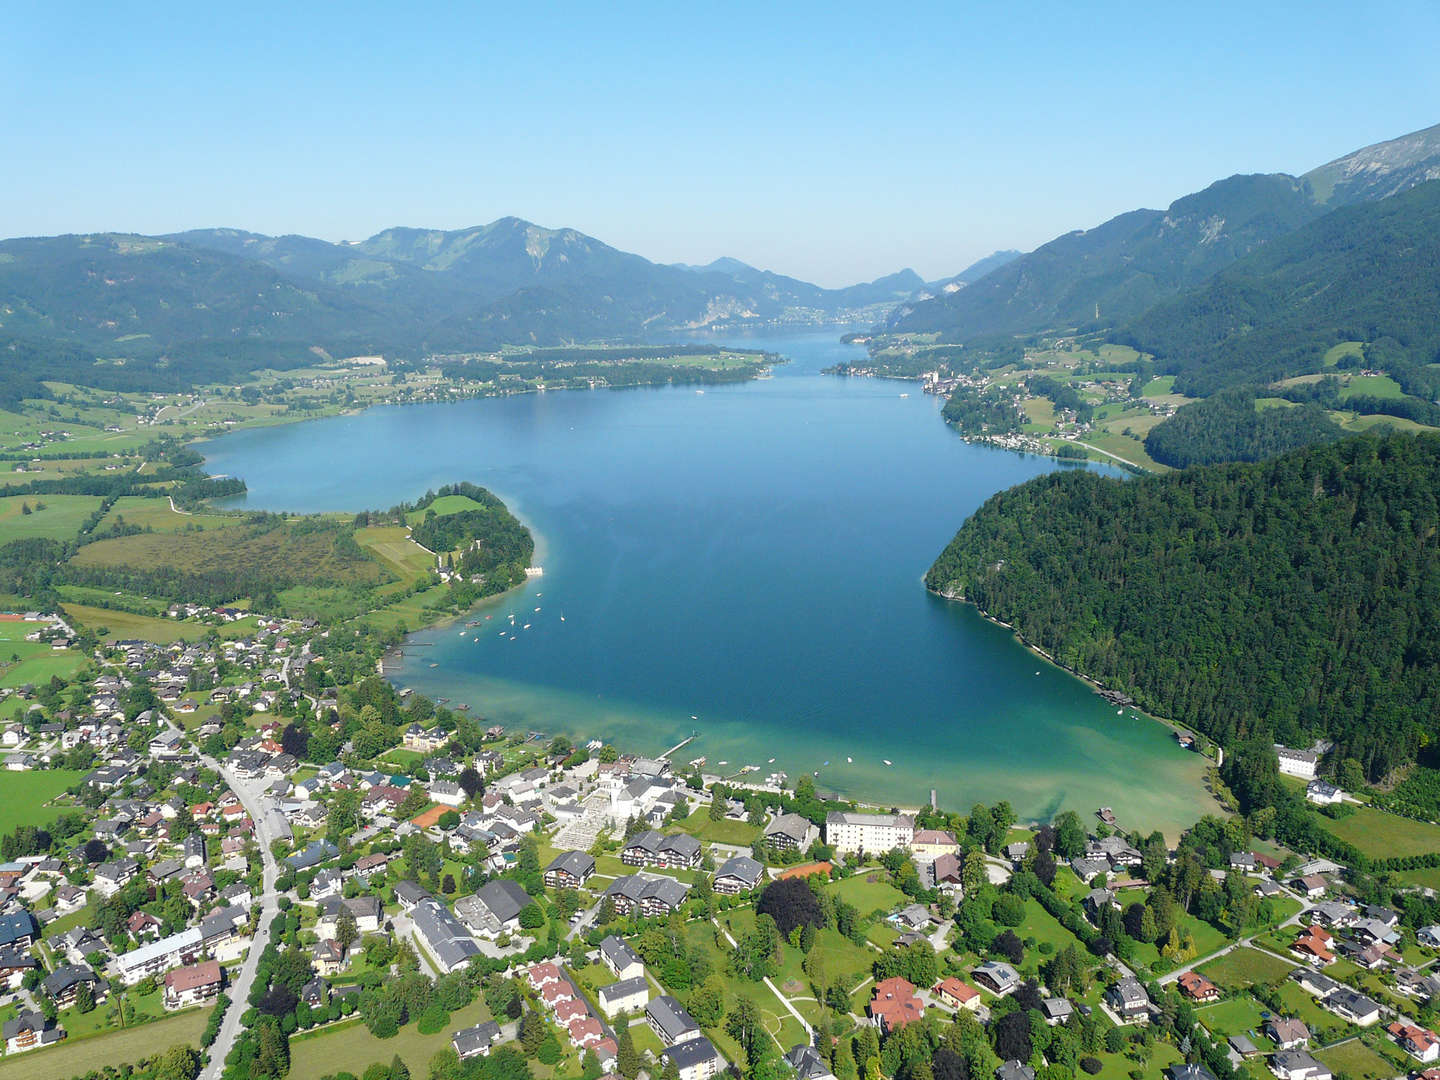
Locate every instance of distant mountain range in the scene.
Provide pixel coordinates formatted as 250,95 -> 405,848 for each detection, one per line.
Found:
885,121 -> 1440,340
0,217 -> 935,389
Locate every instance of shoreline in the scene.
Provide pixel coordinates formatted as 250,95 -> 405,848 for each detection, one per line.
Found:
927,581 -> 1214,751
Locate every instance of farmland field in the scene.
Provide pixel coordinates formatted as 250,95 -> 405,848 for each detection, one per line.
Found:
1319,803 -> 1440,859
0,1004 -> 205,1080
287,1000 -> 492,1080
0,495 -> 104,541
0,769 -> 86,834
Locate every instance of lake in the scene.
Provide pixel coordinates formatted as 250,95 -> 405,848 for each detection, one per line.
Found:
203,331 -> 1210,834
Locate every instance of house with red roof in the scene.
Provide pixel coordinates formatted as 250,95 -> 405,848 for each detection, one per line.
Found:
932,977 -> 980,1011
869,977 -> 924,1032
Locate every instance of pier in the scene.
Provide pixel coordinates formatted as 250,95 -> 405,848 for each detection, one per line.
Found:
659,731 -> 699,762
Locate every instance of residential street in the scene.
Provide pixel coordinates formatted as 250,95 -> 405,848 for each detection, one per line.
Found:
197,752 -> 282,1080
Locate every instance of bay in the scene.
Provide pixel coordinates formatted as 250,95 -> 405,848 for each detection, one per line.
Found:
202,331 -> 1211,835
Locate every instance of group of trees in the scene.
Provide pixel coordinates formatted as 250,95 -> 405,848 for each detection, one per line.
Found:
929,433 -> 1440,782
1143,388 -> 1343,468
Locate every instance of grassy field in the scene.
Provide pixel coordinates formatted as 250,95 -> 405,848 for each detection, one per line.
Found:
406,494 -> 486,524
1196,995 -> 1267,1039
1396,865 -> 1440,890
0,770 -> 86,833
62,603 -> 262,644
288,999 -> 491,1080
1021,397 -> 1056,429
1319,803 -> 1440,859
1141,376 -> 1176,397
823,873 -> 907,916
0,1007 -> 206,1080
1196,947 -> 1293,989
1338,374 -> 1405,401
0,621 -> 86,686
674,808 -> 761,846
0,495 -> 104,542
97,495 -> 239,534
1076,430 -> 1163,471
1018,898 -> 1083,957
358,525 -> 435,579
1316,1036 -> 1408,1080
70,524 -> 386,586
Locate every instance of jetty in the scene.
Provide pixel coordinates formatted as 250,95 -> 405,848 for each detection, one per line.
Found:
659,731 -> 699,762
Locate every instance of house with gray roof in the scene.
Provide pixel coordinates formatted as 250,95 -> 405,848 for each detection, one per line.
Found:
606,872 -> 691,917
543,851 -> 596,889
713,855 -> 764,894
454,878 -> 531,938
410,898 -> 482,973
646,994 -> 701,1045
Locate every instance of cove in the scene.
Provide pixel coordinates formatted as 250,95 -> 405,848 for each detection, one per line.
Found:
201,331 -> 1211,835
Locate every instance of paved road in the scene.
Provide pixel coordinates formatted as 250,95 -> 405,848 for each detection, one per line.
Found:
198,752 -> 282,1080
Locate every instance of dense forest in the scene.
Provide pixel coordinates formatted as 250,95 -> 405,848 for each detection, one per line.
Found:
1144,389 -> 1346,467
1122,180 -> 1440,397
409,483 -> 535,590
926,433 -> 1440,780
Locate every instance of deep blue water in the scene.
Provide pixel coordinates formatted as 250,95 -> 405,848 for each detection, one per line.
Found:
202,332 -> 1208,831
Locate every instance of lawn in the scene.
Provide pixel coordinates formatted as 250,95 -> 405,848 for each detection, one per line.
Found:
1197,947 -> 1294,990
674,808 -> 761,847
288,999 -> 491,1080
824,873 -> 908,917
0,770 -> 86,834
1019,898 -> 1082,958
1316,1036 -> 1408,1080
0,495 -> 105,543
1318,803 -> 1440,859
0,1008 -> 206,1080
1195,995 -> 1267,1040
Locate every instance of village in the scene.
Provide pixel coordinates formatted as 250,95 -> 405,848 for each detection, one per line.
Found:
0,599 -> 1434,1080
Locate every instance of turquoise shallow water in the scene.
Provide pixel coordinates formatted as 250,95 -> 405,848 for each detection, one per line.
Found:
202,332 -> 1210,834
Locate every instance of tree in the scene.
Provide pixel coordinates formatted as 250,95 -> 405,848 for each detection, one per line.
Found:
992,930 -> 1023,964
756,877 -> 824,938
932,1048 -> 968,1080
1053,812 -> 1086,859
518,903 -> 545,929
725,995 -> 764,1062
336,912 -> 359,955
993,1010 -> 1031,1063
75,980 -> 95,1013
616,1022 -> 641,1078
519,1008 -> 545,1055
153,1044 -> 201,1080
458,767 -> 483,800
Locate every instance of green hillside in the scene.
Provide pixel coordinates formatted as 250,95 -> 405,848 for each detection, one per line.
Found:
1124,179 -> 1440,398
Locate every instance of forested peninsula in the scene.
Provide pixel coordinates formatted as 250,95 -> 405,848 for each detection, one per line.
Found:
926,433 -> 1440,782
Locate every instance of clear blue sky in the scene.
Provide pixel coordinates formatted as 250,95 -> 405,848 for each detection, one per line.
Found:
5,2 -> 1439,286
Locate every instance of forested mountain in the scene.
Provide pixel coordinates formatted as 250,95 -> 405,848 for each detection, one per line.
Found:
1122,179 -> 1440,397
927,433 -> 1440,781
886,174 -> 1324,336
0,219 -> 930,393
886,121 -> 1440,341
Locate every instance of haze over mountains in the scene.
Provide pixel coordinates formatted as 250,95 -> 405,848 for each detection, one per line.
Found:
0,218 -> 935,372
885,121 -> 1440,341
